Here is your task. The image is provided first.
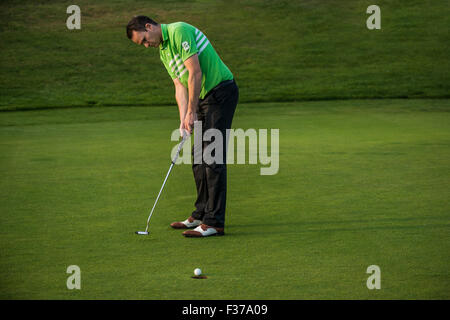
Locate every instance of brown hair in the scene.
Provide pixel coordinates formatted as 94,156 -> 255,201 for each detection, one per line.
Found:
126,16 -> 158,39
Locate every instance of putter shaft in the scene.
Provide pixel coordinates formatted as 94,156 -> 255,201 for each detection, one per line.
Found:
144,162 -> 175,231
141,135 -> 188,233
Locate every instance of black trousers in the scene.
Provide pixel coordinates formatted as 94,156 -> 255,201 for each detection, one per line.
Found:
191,80 -> 239,228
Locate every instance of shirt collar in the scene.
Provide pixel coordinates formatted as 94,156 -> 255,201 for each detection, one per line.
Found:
160,24 -> 168,50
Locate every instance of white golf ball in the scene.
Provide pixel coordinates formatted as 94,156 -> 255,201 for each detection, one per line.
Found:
194,268 -> 202,276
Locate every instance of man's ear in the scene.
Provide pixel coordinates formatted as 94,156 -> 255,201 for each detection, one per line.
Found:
145,23 -> 152,31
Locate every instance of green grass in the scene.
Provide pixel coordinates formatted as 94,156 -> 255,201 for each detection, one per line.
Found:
0,0 -> 449,110
1,99 -> 449,299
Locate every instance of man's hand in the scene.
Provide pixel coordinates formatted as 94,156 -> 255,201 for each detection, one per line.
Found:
183,110 -> 196,134
179,122 -> 185,138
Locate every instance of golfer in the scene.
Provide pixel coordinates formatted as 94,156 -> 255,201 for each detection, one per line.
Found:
126,16 -> 239,237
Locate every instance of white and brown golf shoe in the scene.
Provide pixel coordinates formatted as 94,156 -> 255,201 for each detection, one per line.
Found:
182,224 -> 225,237
170,216 -> 202,229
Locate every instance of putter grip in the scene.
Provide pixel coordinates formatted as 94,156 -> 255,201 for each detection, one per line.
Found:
171,134 -> 188,164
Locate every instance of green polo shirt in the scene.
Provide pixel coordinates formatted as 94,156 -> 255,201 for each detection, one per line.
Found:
159,22 -> 234,99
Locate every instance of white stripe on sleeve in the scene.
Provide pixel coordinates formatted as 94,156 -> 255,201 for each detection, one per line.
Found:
197,35 -> 207,47
198,40 -> 210,54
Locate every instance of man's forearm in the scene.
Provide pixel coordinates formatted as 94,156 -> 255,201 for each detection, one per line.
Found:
175,84 -> 188,122
181,54 -> 203,133
187,70 -> 202,113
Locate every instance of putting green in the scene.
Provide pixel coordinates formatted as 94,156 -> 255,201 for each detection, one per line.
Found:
0,99 -> 449,299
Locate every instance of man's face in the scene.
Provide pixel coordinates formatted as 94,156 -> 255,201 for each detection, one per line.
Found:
131,24 -> 160,48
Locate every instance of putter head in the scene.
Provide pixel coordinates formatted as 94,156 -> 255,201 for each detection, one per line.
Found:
135,231 -> 149,235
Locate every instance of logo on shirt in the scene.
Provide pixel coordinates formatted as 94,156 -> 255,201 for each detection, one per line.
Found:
182,41 -> 190,52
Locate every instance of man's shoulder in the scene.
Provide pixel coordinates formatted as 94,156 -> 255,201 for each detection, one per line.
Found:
167,22 -> 196,36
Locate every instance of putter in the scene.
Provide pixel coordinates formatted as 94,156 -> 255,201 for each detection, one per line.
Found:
136,133 -> 188,235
